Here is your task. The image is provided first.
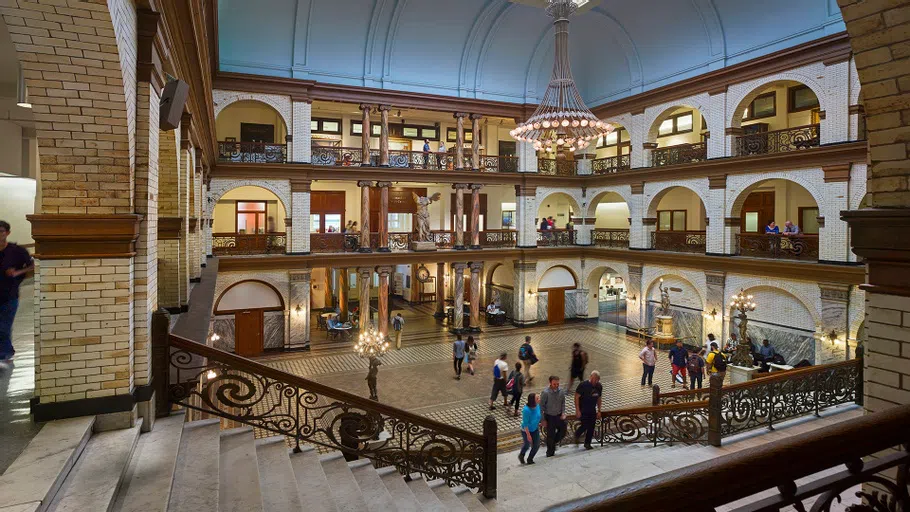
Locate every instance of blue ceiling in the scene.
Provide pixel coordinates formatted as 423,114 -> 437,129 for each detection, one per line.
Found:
218,0 -> 844,106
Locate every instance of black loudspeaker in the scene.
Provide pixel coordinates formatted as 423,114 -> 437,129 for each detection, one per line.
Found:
159,79 -> 189,130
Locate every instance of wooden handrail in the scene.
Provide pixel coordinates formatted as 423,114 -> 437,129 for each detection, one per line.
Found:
602,399 -> 708,417
739,122 -> 820,136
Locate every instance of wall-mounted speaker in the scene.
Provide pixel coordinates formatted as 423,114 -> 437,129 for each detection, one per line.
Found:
159,79 -> 189,130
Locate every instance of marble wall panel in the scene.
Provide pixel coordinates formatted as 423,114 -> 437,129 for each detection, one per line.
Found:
647,303 -> 703,343
744,322 -> 816,365
538,292 -> 549,322
213,315 -> 234,351
493,286 -> 514,320
264,312 -> 286,350
565,290 -> 578,319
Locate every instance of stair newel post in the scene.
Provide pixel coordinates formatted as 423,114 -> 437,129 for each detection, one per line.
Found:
814,372 -> 821,418
708,373 -> 723,447
482,415 -> 497,499
768,381 -> 776,431
293,391 -> 302,453
651,384 -> 660,406
855,357 -> 864,406
151,308 -> 171,418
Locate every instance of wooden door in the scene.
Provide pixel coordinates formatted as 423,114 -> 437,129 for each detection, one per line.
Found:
740,191 -> 775,233
235,309 -> 263,356
547,289 -> 566,325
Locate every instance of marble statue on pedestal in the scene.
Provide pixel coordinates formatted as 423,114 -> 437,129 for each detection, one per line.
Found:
411,192 -> 441,251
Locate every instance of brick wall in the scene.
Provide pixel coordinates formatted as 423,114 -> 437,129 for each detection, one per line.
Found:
292,100 -> 312,163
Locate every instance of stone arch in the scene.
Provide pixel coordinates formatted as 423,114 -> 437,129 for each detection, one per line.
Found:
207,179 -> 292,220
645,183 -> 709,218
727,277 -> 821,330
728,74 -> 828,130
537,265 -> 579,289
536,260 -> 582,288
600,115 -> 635,151
728,176 -> 823,219
644,273 -> 705,309
584,263 -> 630,295
587,189 -> 632,224
214,272 -> 290,313
644,103 -> 710,143
536,189 -> 583,224
213,91 -> 292,135
214,279 -> 286,314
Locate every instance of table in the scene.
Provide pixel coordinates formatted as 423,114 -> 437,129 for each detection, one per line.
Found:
318,312 -> 337,331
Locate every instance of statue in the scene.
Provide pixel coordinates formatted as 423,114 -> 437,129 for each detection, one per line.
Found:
366,356 -> 381,400
659,280 -> 672,317
411,192 -> 442,251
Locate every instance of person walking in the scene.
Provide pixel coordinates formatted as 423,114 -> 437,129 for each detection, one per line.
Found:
507,361 -> 526,417
567,342 -> 588,391
705,342 -> 728,381
687,348 -> 706,390
539,375 -> 567,457
518,336 -> 538,383
0,221 -> 33,361
639,340 -> 657,387
489,353 -> 509,410
518,393 -> 541,465
573,370 -> 602,450
668,339 -> 689,388
465,335 -> 478,375
392,312 -> 405,349
453,335 -> 466,379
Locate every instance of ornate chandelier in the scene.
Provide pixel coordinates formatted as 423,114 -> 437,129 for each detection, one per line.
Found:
510,0 -> 613,153
354,327 -> 389,358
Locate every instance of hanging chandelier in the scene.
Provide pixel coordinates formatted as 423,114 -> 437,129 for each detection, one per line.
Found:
510,0 -> 612,153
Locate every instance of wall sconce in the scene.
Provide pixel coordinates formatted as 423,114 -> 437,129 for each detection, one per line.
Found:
703,308 -> 718,320
209,332 -> 221,343
826,330 -> 839,345
528,289 -> 536,296
628,294 -> 637,302
295,304 -> 302,315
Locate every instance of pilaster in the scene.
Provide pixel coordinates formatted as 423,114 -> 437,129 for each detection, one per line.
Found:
518,141 -> 537,173
626,263 -> 644,330
291,179 -> 311,254
817,282 -> 851,364
289,270 -> 312,348
452,262 -> 467,333
515,185 -> 538,248
292,100 -> 312,163
706,176 -> 727,255
703,271 -> 726,341
512,259 -> 538,326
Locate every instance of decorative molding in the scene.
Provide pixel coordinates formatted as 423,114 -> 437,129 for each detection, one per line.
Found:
725,127 -> 743,136
284,217 -> 292,227
136,8 -> 164,93
513,259 -> 537,272
158,217 -> 184,240
842,209 -> 910,297
708,175 -> 727,189
188,218 -> 198,233
642,142 -> 658,150
823,164 -> 851,183
642,217 -> 658,226
28,214 -> 143,260
180,112 -> 193,150
819,283 -> 851,302
724,217 -> 742,227
817,110 -> 826,120
514,184 -> 537,197
630,182 -> 645,195
289,270 -> 312,283
705,271 -> 726,287
848,104 -> 865,115
290,179 -> 312,193
817,216 -> 826,228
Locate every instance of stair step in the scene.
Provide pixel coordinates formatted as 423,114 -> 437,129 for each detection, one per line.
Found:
0,416 -> 94,512
319,453 -> 369,512
405,476 -> 446,512
255,437 -> 301,512
288,447 -> 337,512
111,412 -> 186,512
347,460 -> 397,512
454,488 -> 489,512
376,467 -> 421,512
45,423 -> 141,512
429,480 -> 469,512
167,419 -> 221,512
219,428 -> 263,512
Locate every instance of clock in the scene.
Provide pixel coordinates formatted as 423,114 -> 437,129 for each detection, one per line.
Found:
416,265 -> 431,283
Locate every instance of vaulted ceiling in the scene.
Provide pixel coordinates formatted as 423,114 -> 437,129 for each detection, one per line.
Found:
217,0 -> 844,106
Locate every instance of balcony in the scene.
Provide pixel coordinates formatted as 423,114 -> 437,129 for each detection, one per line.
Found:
308,230 -> 517,254
734,124 -> 820,156
310,146 -> 518,172
736,233 -> 819,261
651,142 -> 707,167
218,141 -> 288,163
651,230 -> 706,253
592,155 -> 631,174
537,229 -> 576,247
591,228 -> 630,248
537,158 -> 578,175
212,233 -> 287,255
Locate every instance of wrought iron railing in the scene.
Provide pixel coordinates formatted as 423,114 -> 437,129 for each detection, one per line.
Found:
481,229 -> 517,248
538,158 -> 578,175
310,233 -> 361,253
312,146 -> 365,166
734,123 -> 820,156
368,232 -> 411,252
591,228 -> 630,248
592,154 -> 631,174
311,146 -> 515,172
167,334 -> 496,497
650,142 -> 707,167
429,230 -> 455,249
651,230 -> 707,253
537,229 -> 576,247
212,233 -> 286,255
218,141 -> 288,163
736,233 -> 820,261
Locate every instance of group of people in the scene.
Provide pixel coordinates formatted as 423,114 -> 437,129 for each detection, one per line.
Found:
765,220 -> 800,235
638,337 -> 729,390
341,221 -> 360,234
538,216 -> 574,230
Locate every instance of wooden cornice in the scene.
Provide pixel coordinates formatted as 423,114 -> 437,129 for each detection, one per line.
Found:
842,209 -> 910,297
158,217 -> 184,239
28,214 -> 142,260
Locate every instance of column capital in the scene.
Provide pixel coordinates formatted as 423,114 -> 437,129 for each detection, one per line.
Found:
513,259 -> 537,272
628,263 -> 644,276
357,180 -> 374,188
470,183 -> 484,191
642,142 -> 658,150
454,112 -> 469,119
705,271 -> 726,287
469,113 -> 483,121
377,104 -> 392,112
357,266 -> 373,277
452,262 -> 468,271
284,217 -> 292,227
514,184 -> 537,196
376,181 -> 393,188
290,269 -> 312,282
469,261 -> 484,273
376,265 -> 393,276
359,104 -> 374,112
818,282 -> 851,302
453,183 -> 470,190
291,179 -> 312,193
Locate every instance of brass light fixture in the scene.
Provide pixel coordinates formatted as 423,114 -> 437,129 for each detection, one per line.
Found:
354,327 -> 389,358
730,289 -> 757,367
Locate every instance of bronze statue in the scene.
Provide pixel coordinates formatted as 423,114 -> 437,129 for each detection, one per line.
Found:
659,280 -> 672,316
366,356 -> 381,400
412,192 -> 442,242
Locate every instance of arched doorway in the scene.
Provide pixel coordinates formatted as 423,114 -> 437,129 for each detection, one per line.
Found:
647,186 -> 707,253
538,266 -> 578,325
731,80 -> 822,156
211,185 -> 288,255
584,266 -> 627,327
647,106 -> 709,166
214,280 -> 285,356
216,100 -> 289,163
588,191 -> 631,248
731,179 -> 821,260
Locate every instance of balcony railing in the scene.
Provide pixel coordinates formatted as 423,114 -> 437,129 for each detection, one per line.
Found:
592,154 -> 631,174
212,233 -> 286,255
311,146 -> 516,172
736,233 -> 820,261
538,158 -> 578,175
651,230 -> 707,253
480,229 -> 517,248
591,228 -> 630,248
734,123 -> 820,156
537,229 -> 576,247
218,141 -> 287,163
651,142 -> 707,167
312,147 -> 365,167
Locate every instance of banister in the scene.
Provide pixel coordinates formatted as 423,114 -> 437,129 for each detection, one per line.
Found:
721,358 -> 859,392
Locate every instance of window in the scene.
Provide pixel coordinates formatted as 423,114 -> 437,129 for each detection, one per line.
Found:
657,210 -> 687,231
311,118 -> 342,135
351,122 -> 437,140
236,201 -> 267,234
350,121 -> 382,137
597,128 -> 631,153
387,213 -> 412,232
501,210 -> 515,229
743,91 -> 777,121
744,212 -> 759,233
657,112 -> 695,137
799,207 -> 820,235
446,127 -> 478,143
788,85 -> 820,113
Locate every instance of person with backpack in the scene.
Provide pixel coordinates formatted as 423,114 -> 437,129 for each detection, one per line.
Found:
687,348 -> 706,390
465,336 -> 478,376
567,342 -> 588,391
706,342 -> 727,379
453,335 -> 466,380
392,312 -> 405,349
519,336 -> 538,383
489,353 -> 510,410
507,361 -> 526,417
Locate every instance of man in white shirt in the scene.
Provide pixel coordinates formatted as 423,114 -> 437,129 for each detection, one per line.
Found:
639,340 -> 657,387
489,353 -> 510,410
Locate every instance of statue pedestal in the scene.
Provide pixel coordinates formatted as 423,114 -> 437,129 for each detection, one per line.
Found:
654,315 -> 674,339
730,365 -> 761,384
410,241 -> 436,252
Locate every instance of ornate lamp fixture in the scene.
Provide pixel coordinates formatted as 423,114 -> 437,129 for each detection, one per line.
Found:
510,0 -> 612,153
354,327 -> 390,358
730,289 -> 757,366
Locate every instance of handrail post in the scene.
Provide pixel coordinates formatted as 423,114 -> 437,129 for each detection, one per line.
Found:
151,308 -> 171,418
768,379 -> 776,430
855,355 -> 864,406
708,373 -> 723,447
482,415 -> 497,499
652,384 -> 661,406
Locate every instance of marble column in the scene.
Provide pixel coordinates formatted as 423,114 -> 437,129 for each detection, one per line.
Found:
512,259 -> 538,326
454,183 -> 468,250
376,181 -> 391,252
454,112 -> 467,170
817,282 -> 851,364
358,267 -> 372,333
469,262 -> 483,332
470,184 -> 483,249
626,264 -> 644,330
704,271 -> 726,342
377,266 -> 392,339
357,180 -> 372,252
289,270 -> 311,347
470,114 -> 482,171
452,262 -> 467,333
434,262 -> 446,319
379,104 -> 391,167
338,268 -> 349,322
359,104 -> 372,166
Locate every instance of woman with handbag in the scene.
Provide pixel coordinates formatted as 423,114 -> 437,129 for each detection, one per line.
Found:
466,336 -> 478,375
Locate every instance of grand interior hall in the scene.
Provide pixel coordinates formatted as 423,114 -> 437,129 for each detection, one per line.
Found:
0,0 -> 908,511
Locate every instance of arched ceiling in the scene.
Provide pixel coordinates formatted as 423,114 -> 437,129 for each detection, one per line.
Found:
217,0 -> 844,106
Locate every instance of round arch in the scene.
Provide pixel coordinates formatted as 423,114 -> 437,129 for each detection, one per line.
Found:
588,191 -> 630,228
644,273 -> 705,309
728,76 -> 827,131
733,282 -> 821,330
214,279 -> 286,314
728,178 -> 822,222
536,191 -> 581,225
207,180 -> 292,221
214,93 -> 292,136
537,265 -> 578,290
645,104 -> 710,143
646,184 -> 708,218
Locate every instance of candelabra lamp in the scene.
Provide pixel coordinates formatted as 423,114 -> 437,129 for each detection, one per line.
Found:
730,289 -> 757,367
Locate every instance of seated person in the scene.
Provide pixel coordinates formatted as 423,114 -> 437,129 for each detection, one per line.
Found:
765,220 -> 780,234
783,220 -> 800,235
486,301 -> 498,314
755,339 -> 776,370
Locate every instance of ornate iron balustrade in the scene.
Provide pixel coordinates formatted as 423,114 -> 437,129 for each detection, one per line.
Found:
537,229 -> 576,247
537,158 -> 578,175
430,230 -> 455,249
650,142 -> 707,167
736,233 -> 820,261
651,230 -> 707,253
167,334 -> 496,497
479,155 -> 518,173
481,230 -> 517,248
218,141 -> 287,163
212,233 -> 286,255
312,146 -> 365,166
310,233 -> 362,253
734,123 -> 820,156
368,232 -> 411,252
592,154 -> 631,174
591,229 -> 630,248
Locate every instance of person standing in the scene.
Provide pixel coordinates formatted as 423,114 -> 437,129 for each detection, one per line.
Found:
573,370 -> 602,450
687,348 -> 706,390
465,335 -> 478,375
518,336 -> 538,382
489,353 -> 509,410
705,342 -> 728,380
639,340 -> 657,387
518,393 -> 541,465
453,335 -> 466,379
437,141 -> 447,169
668,340 -> 689,388
539,375 -> 567,457
0,221 -> 33,361
392,312 -> 405,349
507,361 -> 526,417
422,139 -> 431,169
566,342 -> 588,391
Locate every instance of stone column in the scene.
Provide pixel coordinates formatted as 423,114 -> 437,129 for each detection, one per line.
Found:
292,98 -> 312,163
359,104 -> 372,166
454,113 -> 467,170
470,114 -> 482,170
358,267 -> 372,333
377,266 -> 392,339
338,268 -> 349,322
627,187 -> 646,249
289,270 -> 312,348
642,217 -> 658,249
515,185 -> 538,248
626,264 -> 644,331
452,263 -> 467,333
513,259 -> 538,326
704,271 -> 726,342
707,90 -> 727,158
470,184 -> 483,249
469,262 -> 483,332
821,166 -> 851,263
454,183 -> 468,250
817,283 -> 851,364
290,179 -> 311,254
377,181 -> 391,252
576,145 -> 594,175
707,176 -> 727,255
434,262 -> 446,319
357,180 -> 372,252
518,140 -> 538,173
575,287 -> 591,319
379,105 -> 391,167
